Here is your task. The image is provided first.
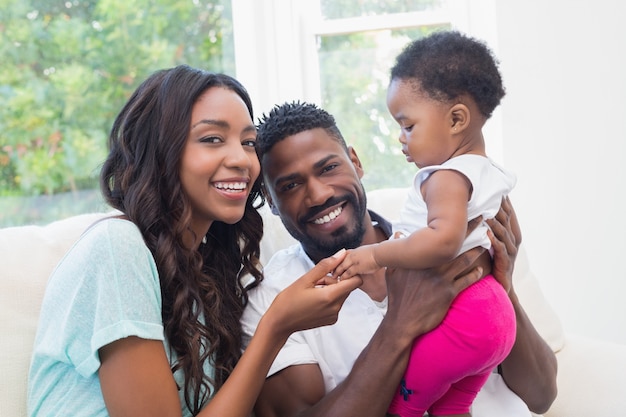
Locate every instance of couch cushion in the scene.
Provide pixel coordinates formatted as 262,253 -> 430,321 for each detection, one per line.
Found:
544,335 -> 626,417
0,213 -> 109,417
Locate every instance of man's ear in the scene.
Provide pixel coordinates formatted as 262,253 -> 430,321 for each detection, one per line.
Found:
260,182 -> 280,215
347,146 -> 365,179
450,103 -> 470,134
263,188 -> 280,215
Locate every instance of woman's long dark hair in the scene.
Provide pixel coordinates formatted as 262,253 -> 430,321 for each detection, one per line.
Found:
100,65 -> 264,414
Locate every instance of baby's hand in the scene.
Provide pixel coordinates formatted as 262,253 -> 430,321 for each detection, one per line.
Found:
333,245 -> 381,280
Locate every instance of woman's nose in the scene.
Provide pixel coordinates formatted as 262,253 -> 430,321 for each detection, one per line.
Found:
225,142 -> 253,170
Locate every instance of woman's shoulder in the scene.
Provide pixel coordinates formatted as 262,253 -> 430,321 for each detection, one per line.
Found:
82,217 -> 143,243
64,217 -> 151,266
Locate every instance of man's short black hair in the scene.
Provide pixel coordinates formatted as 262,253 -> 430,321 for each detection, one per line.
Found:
391,30 -> 505,118
256,101 -> 348,160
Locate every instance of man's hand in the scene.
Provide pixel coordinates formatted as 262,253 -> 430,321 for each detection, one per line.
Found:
384,246 -> 486,340
487,196 -> 521,293
486,197 -> 558,414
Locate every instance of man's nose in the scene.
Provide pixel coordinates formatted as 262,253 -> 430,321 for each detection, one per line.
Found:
304,177 -> 333,208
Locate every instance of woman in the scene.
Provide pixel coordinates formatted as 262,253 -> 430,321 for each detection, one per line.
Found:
27,65 -> 361,417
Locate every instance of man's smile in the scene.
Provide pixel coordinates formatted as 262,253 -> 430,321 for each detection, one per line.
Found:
312,205 -> 343,225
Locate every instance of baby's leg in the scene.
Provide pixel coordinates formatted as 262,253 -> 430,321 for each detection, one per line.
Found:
428,372 -> 490,416
387,275 -> 516,417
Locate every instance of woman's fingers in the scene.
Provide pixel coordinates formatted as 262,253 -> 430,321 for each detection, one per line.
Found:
272,249 -> 362,335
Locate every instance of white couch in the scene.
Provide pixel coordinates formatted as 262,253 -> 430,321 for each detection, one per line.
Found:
1,187 -> 624,417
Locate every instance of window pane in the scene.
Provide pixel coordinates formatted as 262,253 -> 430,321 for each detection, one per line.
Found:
0,0 -> 234,227
320,0 -> 444,19
317,25 -> 449,190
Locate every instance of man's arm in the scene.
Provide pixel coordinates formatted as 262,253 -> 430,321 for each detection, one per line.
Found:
487,197 -> 558,414
254,248 -> 487,417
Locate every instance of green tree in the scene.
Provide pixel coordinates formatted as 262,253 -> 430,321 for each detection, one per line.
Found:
0,0 -> 233,197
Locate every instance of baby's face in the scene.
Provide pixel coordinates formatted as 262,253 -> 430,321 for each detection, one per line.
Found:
386,78 -> 456,168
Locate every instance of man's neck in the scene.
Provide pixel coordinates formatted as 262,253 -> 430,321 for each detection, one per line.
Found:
361,210 -> 389,246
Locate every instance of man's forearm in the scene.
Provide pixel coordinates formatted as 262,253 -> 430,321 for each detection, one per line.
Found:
500,291 -> 558,414
299,319 -> 414,417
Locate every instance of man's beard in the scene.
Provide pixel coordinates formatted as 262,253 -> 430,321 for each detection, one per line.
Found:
282,189 -> 368,260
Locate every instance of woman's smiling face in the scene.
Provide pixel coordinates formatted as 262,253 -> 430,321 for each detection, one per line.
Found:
179,86 -> 260,238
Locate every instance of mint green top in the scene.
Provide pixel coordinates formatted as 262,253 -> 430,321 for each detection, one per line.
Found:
27,219 -> 212,416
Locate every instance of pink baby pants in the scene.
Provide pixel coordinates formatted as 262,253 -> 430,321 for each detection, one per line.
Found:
387,275 -> 516,416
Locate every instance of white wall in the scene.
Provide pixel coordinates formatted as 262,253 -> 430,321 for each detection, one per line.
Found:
494,0 -> 626,344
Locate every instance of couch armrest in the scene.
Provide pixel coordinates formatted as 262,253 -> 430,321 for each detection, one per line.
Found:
544,335 -> 626,417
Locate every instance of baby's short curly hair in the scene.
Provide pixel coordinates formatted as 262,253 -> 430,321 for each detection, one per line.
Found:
391,31 -> 505,118
256,101 -> 348,160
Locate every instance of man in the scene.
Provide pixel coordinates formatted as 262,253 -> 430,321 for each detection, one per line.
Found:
241,102 -> 557,417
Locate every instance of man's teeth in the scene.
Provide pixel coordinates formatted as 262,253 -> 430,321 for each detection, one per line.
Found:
215,182 -> 246,191
313,206 -> 342,225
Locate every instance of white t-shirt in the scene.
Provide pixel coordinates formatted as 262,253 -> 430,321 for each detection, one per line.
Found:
241,228 -> 531,416
395,154 -> 517,254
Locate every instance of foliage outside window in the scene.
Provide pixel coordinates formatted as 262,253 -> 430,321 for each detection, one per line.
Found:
0,0 -> 234,227
316,3 -> 449,189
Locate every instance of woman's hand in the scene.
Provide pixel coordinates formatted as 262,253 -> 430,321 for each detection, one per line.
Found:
264,249 -> 362,339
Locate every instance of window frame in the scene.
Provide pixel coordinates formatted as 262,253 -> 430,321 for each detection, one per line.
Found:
232,0 -> 504,163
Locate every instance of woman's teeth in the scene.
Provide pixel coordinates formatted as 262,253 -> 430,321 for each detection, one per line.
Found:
214,182 -> 246,192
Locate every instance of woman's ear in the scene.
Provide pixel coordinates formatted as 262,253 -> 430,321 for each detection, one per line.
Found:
450,103 -> 470,134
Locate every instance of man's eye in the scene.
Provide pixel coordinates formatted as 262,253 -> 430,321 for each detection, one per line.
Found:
321,163 -> 338,173
281,182 -> 298,192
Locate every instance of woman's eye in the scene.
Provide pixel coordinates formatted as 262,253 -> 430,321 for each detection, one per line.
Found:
242,139 -> 257,148
200,136 -> 222,144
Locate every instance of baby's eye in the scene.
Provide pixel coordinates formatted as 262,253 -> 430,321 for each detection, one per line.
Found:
403,125 -> 414,133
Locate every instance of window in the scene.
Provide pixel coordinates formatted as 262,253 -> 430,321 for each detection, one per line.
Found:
0,0 -> 235,227
233,0 -> 500,192
2,0 -> 499,226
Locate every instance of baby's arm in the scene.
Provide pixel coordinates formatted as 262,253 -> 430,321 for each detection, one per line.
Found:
333,244 -> 380,278
335,169 -> 471,279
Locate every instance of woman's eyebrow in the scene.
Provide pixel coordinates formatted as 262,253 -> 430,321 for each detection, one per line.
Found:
191,119 -> 227,129
191,120 -> 256,134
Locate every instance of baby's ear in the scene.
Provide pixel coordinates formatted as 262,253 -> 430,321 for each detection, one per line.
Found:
450,103 -> 470,133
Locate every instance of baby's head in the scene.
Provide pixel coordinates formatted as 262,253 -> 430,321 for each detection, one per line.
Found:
390,30 -> 505,119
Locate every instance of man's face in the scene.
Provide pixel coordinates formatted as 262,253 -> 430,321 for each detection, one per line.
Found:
262,128 -> 368,262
